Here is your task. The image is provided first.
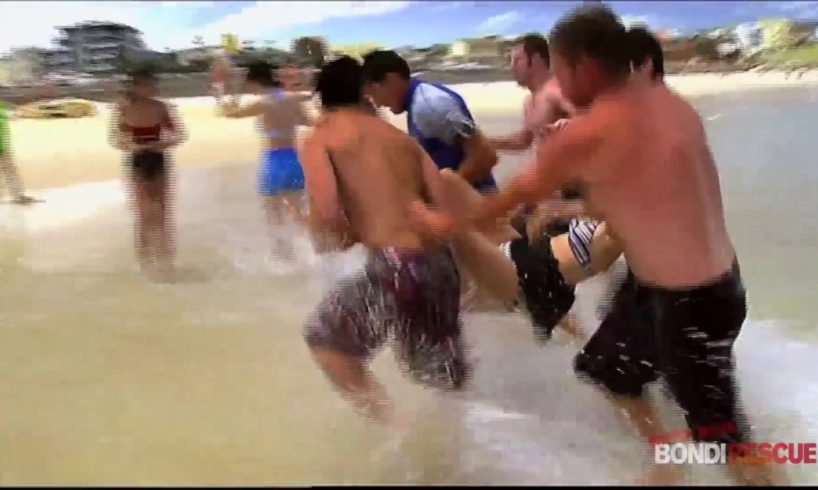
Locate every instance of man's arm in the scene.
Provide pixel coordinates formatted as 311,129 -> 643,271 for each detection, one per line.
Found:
478,117 -> 600,226
458,129 -> 498,184
219,98 -> 265,118
299,131 -> 352,250
489,127 -> 534,152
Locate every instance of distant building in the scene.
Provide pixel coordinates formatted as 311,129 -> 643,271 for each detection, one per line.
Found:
448,36 -> 505,60
173,45 -> 223,66
2,47 -> 49,85
46,21 -> 153,75
735,22 -> 763,52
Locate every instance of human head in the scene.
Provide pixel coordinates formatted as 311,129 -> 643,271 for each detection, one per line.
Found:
628,27 -> 665,81
315,55 -> 364,110
244,60 -> 280,93
361,50 -> 411,114
128,66 -> 158,100
549,3 -> 631,107
510,33 -> 551,88
276,63 -> 295,91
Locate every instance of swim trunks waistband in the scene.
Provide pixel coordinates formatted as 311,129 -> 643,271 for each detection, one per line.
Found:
636,259 -> 741,297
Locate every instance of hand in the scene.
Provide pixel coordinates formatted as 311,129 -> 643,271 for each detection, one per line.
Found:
525,201 -> 561,244
408,200 -> 456,242
546,118 -> 570,133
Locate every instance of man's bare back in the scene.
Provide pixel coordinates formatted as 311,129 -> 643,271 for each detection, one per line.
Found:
569,83 -> 734,287
305,109 -> 435,250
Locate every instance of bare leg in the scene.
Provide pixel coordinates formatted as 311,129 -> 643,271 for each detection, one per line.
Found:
558,313 -> 584,340
132,179 -> 153,273
602,391 -> 686,485
310,347 -> 397,427
0,153 -> 35,204
154,174 -> 175,275
264,195 -> 295,260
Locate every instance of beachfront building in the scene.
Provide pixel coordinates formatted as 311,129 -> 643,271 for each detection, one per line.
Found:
735,22 -> 764,52
46,21 -> 153,75
174,45 -> 223,66
448,36 -> 505,61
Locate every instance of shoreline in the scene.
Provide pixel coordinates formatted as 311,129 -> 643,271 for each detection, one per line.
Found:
6,70 -> 818,194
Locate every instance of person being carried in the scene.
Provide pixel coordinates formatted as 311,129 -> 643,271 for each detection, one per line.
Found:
216,61 -> 313,260
300,56 -> 470,428
412,169 -> 622,343
362,50 -> 498,193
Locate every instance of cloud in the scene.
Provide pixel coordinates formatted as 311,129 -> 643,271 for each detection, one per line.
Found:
476,11 -> 522,34
769,1 -> 818,17
429,1 -> 467,13
0,0 -> 407,55
619,15 -> 651,29
178,1 -> 412,48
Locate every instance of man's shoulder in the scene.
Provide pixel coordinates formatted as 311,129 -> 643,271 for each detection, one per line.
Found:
411,82 -> 463,114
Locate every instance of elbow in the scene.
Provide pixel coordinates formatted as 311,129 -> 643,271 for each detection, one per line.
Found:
481,145 -> 499,172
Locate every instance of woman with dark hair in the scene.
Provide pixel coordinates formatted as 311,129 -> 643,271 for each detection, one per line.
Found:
110,67 -> 186,278
216,61 -> 313,260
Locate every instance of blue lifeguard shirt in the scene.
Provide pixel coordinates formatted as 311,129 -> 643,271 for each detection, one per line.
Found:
404,78 -> 496,192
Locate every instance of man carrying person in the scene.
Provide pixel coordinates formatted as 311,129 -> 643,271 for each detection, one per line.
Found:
300,56 -> 471,427
413,5 -> 777,485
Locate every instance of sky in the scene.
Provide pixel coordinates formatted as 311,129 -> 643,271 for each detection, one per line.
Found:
2,0 -> 818,55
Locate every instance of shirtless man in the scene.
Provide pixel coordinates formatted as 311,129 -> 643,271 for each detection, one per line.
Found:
300,56 -> 468,426
416,5 -> 776,485
217,61 -> 313,259
489,34 -> 582,236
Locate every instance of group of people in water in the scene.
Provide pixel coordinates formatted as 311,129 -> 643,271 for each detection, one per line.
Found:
298,5 -> 779,485
4,3 -> 781,484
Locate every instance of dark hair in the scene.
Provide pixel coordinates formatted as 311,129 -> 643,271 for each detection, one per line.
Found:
361,49 -> 410,83
315,56 -> 363,109
514,33 -> 550,66
246,60 -> 281,87
129,65 -> 157,83
628,27 -> 664,79
549,3 -> 631,77
125,66 -> 157,100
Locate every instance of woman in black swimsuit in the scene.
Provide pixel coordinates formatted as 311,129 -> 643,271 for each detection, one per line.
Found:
110,68 -> 186,277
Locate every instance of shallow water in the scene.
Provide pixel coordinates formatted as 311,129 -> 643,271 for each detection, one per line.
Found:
1,88 -> 817,485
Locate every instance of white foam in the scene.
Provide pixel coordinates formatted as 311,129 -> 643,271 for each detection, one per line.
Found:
0,179 -> 125,236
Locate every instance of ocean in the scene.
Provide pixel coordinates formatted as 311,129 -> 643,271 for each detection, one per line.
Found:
0,87 -> 816,485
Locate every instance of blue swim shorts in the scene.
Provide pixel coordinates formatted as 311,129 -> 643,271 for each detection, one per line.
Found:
258,147 -> 305,196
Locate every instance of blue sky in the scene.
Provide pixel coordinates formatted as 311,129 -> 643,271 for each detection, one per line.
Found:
2,1 -> 818,54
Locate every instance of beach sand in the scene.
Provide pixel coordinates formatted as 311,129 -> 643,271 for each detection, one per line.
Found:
6,70 -> 818,193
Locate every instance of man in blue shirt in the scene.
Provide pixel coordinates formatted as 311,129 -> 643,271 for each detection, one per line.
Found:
361,50 -> 498,193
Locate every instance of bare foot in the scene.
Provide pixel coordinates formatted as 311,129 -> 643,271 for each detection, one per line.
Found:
12,195 -> 38,205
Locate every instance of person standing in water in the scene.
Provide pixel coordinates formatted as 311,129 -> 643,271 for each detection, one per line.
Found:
0,98 -> 37,204
301,57 -> 468,427
436,5 -> 778,485
110,67 -> 186,278
216,61 -> 313,260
